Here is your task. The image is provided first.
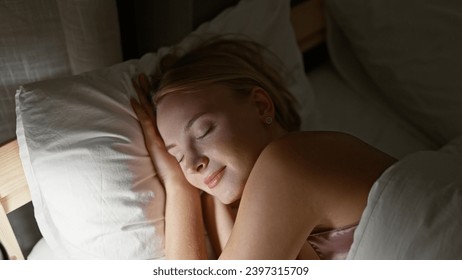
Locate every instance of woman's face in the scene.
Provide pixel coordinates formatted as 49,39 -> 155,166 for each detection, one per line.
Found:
156,84 -> 273,204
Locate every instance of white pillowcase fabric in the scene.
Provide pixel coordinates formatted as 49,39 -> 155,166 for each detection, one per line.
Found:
325,0 -> 462,146
17,65 -> 166,259
16,0 -> 314,259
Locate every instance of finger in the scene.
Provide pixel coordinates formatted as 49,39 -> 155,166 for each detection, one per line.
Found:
133,74 -> 151,107
131,99 -> 164,151
131,98 -> 179,180
132,76 -> 155,120
131,98 -> 155,133
138,74 -> 155,114
132,77 -> 143,100
138,73 -> 151,95
132,76 -> 148,103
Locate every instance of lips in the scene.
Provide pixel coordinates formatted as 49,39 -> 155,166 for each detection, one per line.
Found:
204,166 -> 226,189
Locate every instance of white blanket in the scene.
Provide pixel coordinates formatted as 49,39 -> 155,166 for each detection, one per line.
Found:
348,136 -> 462,259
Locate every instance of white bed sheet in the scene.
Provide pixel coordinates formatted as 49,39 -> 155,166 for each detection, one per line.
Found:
304,61 -> 437,159
348,135 -> 462,259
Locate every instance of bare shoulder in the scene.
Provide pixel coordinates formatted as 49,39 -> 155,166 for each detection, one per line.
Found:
259,131 -> 396,178
263,131 -> 391,158
250,131 -> 397,226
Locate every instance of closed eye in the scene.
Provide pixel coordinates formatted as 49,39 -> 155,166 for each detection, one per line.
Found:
197,124 -> 215,140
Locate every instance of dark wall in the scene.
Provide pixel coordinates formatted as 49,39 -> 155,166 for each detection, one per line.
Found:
116,0 -> 328,69
117,0 -> 239,60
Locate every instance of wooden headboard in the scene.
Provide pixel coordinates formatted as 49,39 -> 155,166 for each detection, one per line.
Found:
0,0 -> 326,260
0,140 -> 30,260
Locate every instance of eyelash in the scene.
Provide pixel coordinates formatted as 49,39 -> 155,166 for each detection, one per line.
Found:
175,124 -> 215,164
197,124 -> 215,140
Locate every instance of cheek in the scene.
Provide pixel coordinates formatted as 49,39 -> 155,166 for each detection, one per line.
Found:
209,130 -> 263,182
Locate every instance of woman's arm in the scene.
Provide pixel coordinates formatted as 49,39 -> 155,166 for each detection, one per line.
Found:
131,74 -> 207,259
202,193 -> 319,259
164,179 -> 207,259
219,140 -> 320,259
201,194 -> 236,257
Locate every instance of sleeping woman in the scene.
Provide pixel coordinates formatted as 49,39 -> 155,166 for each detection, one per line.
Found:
130,38 -> 397,260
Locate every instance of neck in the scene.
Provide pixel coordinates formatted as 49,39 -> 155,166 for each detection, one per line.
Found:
270,122 -> 289,141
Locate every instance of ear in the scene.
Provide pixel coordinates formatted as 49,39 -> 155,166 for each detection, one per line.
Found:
249,87 -> 275,122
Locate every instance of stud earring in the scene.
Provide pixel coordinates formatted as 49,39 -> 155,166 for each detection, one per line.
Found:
265,116 -> 273,125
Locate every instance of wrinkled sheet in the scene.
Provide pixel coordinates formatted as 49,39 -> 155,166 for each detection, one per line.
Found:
348,137 -> 462,259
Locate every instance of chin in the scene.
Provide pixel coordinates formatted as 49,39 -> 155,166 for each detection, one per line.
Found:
217,185 -> 244,205
219,196 -> 237,205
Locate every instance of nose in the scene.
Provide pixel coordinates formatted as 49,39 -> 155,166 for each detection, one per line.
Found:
185,153 -> 209,174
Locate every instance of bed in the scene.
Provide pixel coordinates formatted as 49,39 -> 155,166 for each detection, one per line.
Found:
1,0 -> 461,260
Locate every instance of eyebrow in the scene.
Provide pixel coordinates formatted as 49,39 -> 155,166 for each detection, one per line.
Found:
165,112 -> 207,152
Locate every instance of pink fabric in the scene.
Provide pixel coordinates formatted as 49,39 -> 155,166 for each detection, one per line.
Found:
307,224 -> 358,260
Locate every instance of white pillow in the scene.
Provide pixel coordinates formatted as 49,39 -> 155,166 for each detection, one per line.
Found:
325,0 -> 462,146
16,0 -> 314,259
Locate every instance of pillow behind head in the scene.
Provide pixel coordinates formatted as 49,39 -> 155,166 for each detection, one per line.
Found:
326,0 -> 462,145
16,0 -> 314,259
17,63 -> 167,259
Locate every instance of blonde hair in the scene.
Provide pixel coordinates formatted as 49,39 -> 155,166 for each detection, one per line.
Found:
151,36 -> 301,132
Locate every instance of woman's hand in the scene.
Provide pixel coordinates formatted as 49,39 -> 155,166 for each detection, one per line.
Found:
132,74 -> 207,259
131,74 -> 188,187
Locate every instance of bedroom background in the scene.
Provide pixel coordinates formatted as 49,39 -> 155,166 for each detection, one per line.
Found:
1,0 -> 461,260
